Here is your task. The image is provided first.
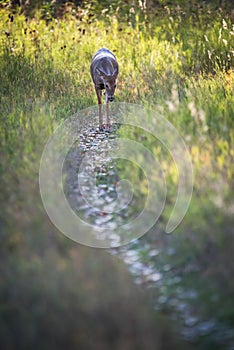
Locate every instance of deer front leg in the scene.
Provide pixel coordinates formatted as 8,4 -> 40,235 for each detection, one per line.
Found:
105,102 -> 110,131
95,86 -> 104,131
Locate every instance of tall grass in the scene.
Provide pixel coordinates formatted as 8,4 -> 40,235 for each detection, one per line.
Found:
0,2 -> 234,348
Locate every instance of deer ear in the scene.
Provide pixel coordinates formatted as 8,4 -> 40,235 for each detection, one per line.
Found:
113,67 -> 118,76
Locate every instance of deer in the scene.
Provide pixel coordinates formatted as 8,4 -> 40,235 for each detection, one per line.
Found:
90,48 -> 119,131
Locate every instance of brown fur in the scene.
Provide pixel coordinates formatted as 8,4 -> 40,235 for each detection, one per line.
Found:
90,48 -> 119,130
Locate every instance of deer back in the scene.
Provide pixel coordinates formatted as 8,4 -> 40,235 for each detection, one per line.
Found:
90,48 -> 118,88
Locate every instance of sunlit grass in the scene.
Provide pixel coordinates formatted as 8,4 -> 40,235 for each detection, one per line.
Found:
0,4 -> 233,215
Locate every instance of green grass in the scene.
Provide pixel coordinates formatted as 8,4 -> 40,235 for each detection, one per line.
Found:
0,1 -> 234,349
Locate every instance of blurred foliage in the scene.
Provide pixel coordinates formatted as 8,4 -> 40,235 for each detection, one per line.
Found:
0,1 -> 234,349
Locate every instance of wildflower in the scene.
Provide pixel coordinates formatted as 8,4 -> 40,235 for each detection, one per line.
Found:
222,19 -> 228,30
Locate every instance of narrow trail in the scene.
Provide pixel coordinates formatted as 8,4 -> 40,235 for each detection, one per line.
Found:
63,123 -> 131,246
63,124 -> 234,350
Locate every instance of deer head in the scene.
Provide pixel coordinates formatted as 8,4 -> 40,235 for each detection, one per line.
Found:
97,67 -> 118,102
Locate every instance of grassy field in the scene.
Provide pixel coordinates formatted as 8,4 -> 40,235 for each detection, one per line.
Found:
0,1 -> 234,349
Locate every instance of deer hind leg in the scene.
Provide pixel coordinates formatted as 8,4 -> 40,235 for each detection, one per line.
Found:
95,86 -> 104,131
